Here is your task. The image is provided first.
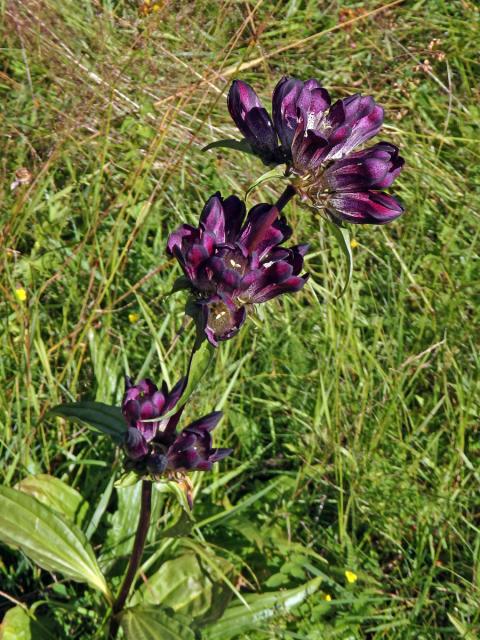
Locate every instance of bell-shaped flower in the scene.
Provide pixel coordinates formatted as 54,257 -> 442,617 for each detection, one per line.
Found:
122,376 -> 184,459
167,193 -> 309,345
227,80 -> 283,165
166,411 -> 231,471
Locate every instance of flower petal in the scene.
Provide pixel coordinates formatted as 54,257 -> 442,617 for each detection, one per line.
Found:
295,80 -> 331,129
324,142 -> 404,191
165,377 -> 186,412
328,191 -> 404,224
222,195 -> 247,242
209,448 -> 233,463
200,193 -> 227,242
239,204 -> 286,256
227,81 -> 278,160
125,427 -> 149,460
250,274 -> 308,303
326,94 -> 384,158
272,76 -> 304,149
186,411 -> 223,434
291,125 -> 330,171
243,261 -> 294,301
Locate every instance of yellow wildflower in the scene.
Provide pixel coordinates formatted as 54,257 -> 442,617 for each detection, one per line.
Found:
15,287 -> 27,302
350,239 -> 359,249
345,570 -> 358,584
128,312 -> 140,324
324,594 -> 332,601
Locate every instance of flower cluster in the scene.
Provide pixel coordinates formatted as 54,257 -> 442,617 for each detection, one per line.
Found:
119,75 -> 405,482
122,377 -> 231,474
227,77 -> 404,224
168,193 -> 308,345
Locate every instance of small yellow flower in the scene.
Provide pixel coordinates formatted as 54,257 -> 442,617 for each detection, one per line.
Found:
152,3 -> 160,10
128,312 -> 140,324
15,287 -> 27,302
350,239 -> 359,249
324,594 -> 332,601
345,570 -> 358,584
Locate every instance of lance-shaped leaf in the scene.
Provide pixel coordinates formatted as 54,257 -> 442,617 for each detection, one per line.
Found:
15,474 -> 89,529
326,218 -> 353,298
245,166 -> 287,201
100,482 -> 141,571
120,605 -> 195,640
180,338 -> 215,406
202,576 -> 322,639
201,138 -> 255,156
0,486 -> 111,601
49,401 -> 125,443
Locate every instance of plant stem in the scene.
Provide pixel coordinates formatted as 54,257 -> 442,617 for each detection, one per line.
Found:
108,479 -> 153,639
275,184 -> 297,212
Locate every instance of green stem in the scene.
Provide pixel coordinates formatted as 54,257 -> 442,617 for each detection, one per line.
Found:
108,479 -> 153,639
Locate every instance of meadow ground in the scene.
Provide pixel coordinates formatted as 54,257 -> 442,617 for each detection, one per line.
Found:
1,0 -> 479,638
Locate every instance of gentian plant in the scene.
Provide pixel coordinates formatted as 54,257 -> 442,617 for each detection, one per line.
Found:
0,74 -> 405,639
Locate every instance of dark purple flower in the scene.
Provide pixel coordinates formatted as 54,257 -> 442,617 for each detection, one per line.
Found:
225,77 -> 404,224
167,193 -> 309,345
122,376 -> 185,459
227,80 -> 283,165
122,378 -> 232,474
167,412 -> 231,472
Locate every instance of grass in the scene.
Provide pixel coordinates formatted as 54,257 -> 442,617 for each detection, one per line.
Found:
1,0 -> 479,637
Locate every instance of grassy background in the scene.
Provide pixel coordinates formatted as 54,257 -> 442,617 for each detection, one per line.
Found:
1,0 -> 479,637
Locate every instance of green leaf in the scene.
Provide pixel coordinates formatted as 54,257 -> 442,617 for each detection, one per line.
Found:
132,552 -> 212,617
100,482 -> 142,571
0,606 -> 63,640
0,606 -> 43,640
147,337 -> 215,426
0,486 -> 111,601
133,550 -> 234,625
447,614 -> 477,640
202,577 -> 322,639
202,138 -> 255,156
155,480 -> 195,519
120,605 -> 195,640
326,219 -> 353,298
180,338 -> 215,407
49,401 -> 125,444
245,167 -> 287,201
85,474 -> 116,540
15,474 -> 89,528
114,470 -> 143,489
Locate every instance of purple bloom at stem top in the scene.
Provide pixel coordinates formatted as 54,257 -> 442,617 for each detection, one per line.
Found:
227,77 -> 404,224
122,377 -> 231,472
167,193 -> 309,346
